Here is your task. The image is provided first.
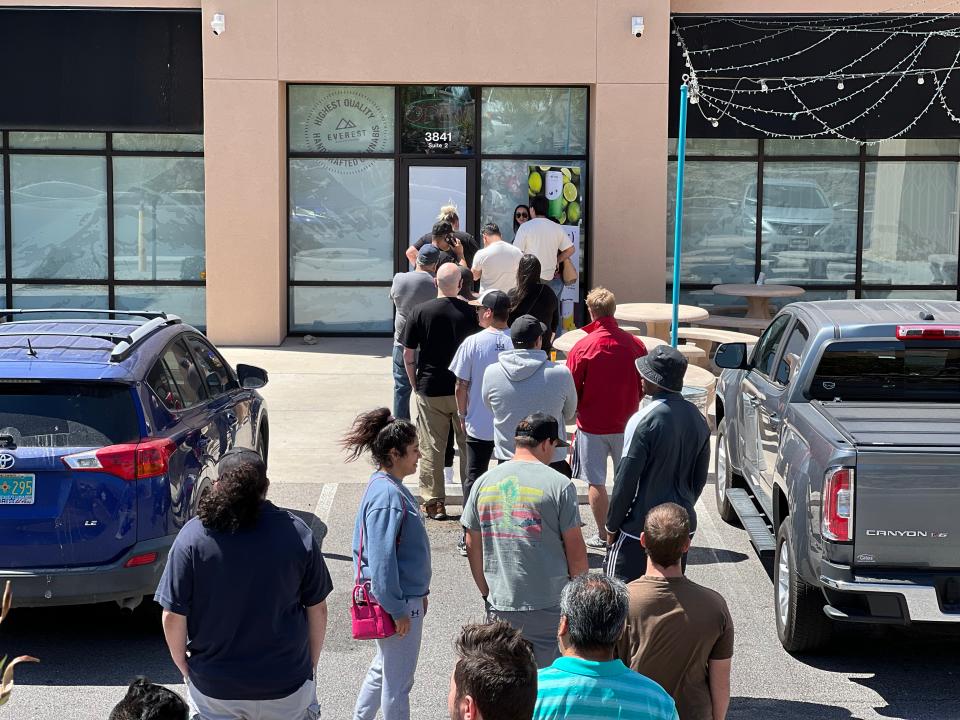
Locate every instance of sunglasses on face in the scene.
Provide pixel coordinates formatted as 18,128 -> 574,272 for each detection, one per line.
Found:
515,212 -> 529,219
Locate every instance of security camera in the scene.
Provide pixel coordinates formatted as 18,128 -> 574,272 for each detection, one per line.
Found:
632,16 -> 644,38
211,13 -> 225,36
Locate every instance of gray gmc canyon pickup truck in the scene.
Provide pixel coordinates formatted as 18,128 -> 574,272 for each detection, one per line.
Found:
713,300 -> 960,652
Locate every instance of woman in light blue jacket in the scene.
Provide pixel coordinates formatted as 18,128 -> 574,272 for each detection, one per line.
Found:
343,408 -> 432,720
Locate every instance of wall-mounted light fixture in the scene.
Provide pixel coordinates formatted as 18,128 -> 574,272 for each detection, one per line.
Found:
211,13 -> 225,36
632,16 -> 644,38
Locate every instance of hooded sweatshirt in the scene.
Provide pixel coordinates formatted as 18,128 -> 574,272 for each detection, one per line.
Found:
481,348 -> 577,463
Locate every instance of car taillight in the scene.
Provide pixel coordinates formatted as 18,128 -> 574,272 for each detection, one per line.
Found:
124,552 -> 158,568
62,438 -> 176,481
896,325 -> 960,340
823,467 -> 854,542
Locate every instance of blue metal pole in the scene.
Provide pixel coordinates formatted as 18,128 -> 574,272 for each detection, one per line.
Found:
670,83 -> 689,348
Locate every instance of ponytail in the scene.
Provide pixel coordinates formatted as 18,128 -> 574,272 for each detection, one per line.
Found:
342,407 -> 418,468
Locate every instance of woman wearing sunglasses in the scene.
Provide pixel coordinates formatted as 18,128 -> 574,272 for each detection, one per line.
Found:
512,204 -> 530,240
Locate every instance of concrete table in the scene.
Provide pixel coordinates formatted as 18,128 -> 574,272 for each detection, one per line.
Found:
614,303 -> 709,341
775,251 -> 854,280
712,283 -> 804,319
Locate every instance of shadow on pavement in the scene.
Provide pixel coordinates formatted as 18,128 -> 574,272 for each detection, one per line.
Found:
729,698 -> 856,719
1,600 -> 178,687
686,546 -> 750,566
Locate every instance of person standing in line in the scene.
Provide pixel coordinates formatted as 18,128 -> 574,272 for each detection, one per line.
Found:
531,575 -> 678,720
447,621 -> 538,720
605,346 -> 710,583
512,204 -> 530,242
406,205 -> 479,268
514,195 -> 573,300
472,223 -> 523,294
389,244 -> 440,420
566,287 -> 648,549
343,409 -> 432,720
402,263 -> 479,520
508,255 -> 559,354
618,504 -> 733,720
462,413 -> 588,668
449,290 -> 513,556
156,449 -> 331,720
482,315 -> 576,476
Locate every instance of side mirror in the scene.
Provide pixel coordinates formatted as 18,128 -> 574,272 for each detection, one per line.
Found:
714,342 -> 749,370
237,364 -> 268,390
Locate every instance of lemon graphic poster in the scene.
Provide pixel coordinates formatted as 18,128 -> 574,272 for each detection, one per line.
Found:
528,164 -> 583,330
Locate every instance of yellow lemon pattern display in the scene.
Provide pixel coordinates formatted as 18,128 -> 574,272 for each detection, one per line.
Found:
527,164 -> 583,228
528,171 -> 542,194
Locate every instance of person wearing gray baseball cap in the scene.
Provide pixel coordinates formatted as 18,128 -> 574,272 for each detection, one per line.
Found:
604,345 -> 711,584
155,447 -> 332,719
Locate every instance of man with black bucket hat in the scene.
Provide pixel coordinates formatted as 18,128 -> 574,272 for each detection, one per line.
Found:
604,345 -> 711,584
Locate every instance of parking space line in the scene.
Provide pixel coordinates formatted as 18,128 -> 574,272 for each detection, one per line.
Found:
312,483 -> 338,532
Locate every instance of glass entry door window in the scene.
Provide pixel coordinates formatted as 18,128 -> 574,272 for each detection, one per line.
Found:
407,164 -> 470,252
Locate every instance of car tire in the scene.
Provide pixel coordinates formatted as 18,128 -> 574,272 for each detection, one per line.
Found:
714,420 -> 740,525
256,432 -> 268,471
774,521 -> 832,653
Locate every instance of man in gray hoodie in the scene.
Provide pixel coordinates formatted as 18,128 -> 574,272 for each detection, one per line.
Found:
481,315 -> 577,476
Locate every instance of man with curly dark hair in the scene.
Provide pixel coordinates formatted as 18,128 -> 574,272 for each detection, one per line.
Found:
155,448 -> 333,720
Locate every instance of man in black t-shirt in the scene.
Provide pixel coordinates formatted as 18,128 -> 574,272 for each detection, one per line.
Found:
155,449 -> 332,719
405,205 -> 479,268
402,263 -> 479,520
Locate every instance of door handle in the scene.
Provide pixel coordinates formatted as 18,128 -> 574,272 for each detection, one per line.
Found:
225,412 -> 238,427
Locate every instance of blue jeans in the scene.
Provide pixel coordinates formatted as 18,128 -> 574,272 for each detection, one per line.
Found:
392,345 -> 412,420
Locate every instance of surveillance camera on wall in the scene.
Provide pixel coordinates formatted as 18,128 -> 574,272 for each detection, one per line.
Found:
211,13 -> 225,36
632,16 -> 644,38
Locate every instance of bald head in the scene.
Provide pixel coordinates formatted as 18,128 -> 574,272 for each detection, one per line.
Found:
437,263 -> 462,297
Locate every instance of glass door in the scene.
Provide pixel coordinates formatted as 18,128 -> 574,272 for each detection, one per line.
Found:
401,159 -> 476,268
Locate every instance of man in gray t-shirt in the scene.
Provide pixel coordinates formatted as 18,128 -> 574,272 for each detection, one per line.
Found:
462,413 -> 588,668
390,245 -> 438,420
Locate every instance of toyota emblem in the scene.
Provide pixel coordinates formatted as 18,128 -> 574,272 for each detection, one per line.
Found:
0,454 -> 14,470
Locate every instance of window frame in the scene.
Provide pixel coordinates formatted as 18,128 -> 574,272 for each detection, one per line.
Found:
0,130 -> 206,328
750,313 -> 792,380
775,319 -> 810,386
183,332 -> 237,397
286,83 -> 591,336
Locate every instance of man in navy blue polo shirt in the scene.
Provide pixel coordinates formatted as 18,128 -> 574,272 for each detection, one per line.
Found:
156,448 -> 332,720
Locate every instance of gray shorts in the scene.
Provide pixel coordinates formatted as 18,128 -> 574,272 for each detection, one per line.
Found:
487,605 -> 561,669
187,677 -> 319,720
571,430 -> 624,486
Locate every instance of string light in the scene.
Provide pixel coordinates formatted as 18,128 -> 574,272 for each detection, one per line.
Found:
673,6 -> 960,146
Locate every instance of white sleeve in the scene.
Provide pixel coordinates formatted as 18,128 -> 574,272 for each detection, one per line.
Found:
558,228 -> 573,252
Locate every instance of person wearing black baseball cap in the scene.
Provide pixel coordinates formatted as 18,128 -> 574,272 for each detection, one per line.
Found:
155,447 -> 332,719
448,290 -> 514,556
482,315 -> 578,477
604,345 -> 711,584
461,413 -> 588,669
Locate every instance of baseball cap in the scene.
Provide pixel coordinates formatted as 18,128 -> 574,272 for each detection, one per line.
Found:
635,345 -> 688,393
417,244 -> 440,266
469,289 -> 510,315
217,447 -> 267,478
515,413 -> 569,448
510,314 -> 547,349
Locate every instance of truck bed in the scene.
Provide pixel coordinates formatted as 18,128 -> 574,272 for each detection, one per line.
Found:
814,402 -> 960,447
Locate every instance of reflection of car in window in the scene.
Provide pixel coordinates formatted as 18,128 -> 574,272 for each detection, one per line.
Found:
739,180 -> 835,249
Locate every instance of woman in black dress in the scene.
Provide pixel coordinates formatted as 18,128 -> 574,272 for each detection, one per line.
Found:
508,254 -> 559,353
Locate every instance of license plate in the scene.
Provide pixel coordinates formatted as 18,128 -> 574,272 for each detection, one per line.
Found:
0,474 -> 35,505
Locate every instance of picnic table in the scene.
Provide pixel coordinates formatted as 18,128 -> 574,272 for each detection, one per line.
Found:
552,328 -> 704,363
712,283 -> 804,319
614,303 -> 709,341
775,251 -> 854,280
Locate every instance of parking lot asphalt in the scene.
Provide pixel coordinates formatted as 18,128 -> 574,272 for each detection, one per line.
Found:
3,338 -> 959,720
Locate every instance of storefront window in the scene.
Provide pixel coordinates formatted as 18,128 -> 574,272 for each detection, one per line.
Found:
400,86 -> 475,154
289,286 -> 393,334
113,157 -> 205,281
863,162 -> 960,286
760,162 -> 859,285
764,139 -> 858,156
289,159 -> 395,282
0,131 -> 206,328
867,139 -> 960,156
669,138 -> 758,156
10,155 -> 108,279
288,85 -> 396,155
481,87 -> 587,156
666,161 -> 756,285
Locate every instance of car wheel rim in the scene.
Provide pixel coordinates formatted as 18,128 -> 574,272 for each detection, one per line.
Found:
717,435 -> 728,500
777,539 -> 791,628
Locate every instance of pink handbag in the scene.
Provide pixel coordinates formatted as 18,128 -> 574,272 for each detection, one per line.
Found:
350,481 -> 405,640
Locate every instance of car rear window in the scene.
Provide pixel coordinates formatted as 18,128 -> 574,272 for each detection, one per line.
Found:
0,381 -> 139,448
810,342 -> 960,402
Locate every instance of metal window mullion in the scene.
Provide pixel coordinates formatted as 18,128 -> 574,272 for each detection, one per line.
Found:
755,138 -> 765,282
2,132 -> 11,309
855,144 -> 867,299
107,133 -> 116,313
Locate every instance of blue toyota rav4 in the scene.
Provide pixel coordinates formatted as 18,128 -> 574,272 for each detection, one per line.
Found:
0,310 -> 269,609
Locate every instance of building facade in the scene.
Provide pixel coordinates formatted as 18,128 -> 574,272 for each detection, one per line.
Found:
1,1 -> 958,344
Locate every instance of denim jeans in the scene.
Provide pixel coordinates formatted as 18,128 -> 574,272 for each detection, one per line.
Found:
392,345 -> 412,421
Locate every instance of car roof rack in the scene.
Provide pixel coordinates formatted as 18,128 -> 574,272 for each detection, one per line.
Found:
0,309 -> 182,363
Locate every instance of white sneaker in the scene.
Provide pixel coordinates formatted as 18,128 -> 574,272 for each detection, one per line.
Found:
586,533 -> 607,549
444,466 -> 454,484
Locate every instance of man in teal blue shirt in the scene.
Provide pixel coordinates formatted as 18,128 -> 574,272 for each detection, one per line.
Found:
533,575 -> 678,720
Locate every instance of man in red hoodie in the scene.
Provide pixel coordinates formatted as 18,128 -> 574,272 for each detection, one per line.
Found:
566,287 -> 647,548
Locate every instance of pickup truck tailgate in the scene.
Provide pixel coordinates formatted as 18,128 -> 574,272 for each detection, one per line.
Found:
819,403 -> 960,569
